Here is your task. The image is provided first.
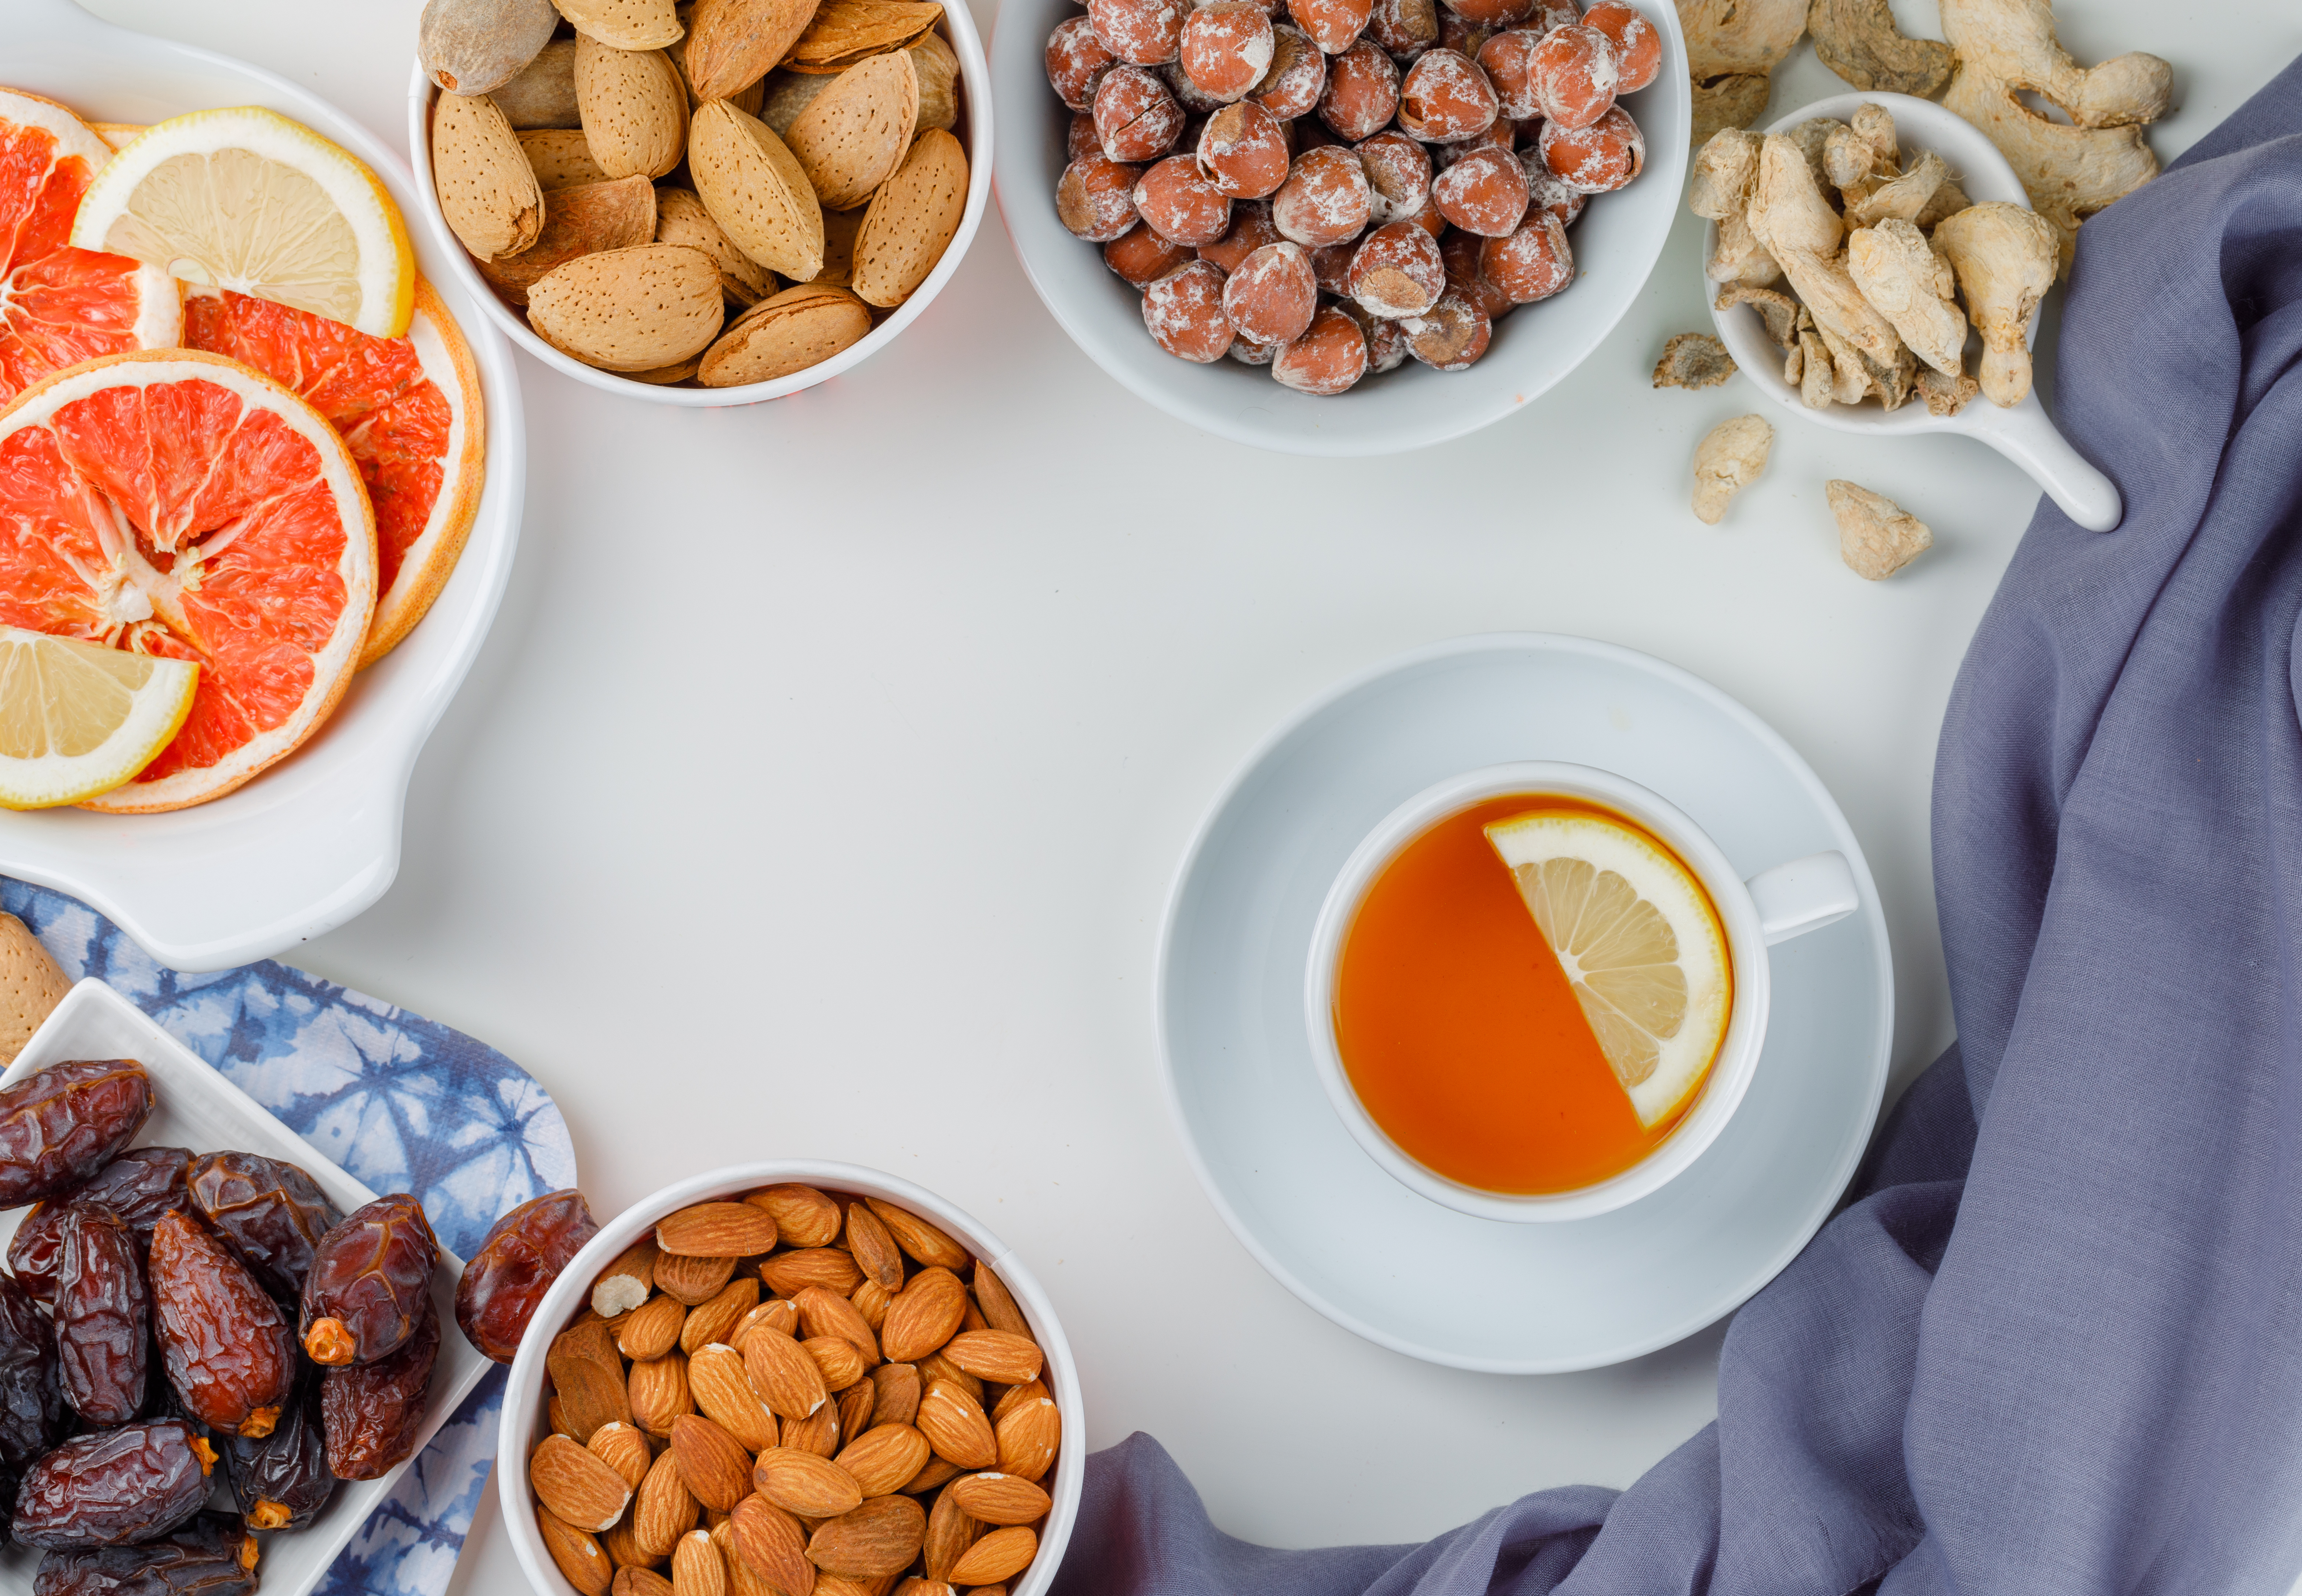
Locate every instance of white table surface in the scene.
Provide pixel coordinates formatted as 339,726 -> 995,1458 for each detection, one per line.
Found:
73,0 -> 2302,1583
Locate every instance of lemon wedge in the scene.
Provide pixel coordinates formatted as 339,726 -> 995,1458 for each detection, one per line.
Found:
1485,810 -> 1732,1128
0,629 -> 198,810
72,107 -> 415,338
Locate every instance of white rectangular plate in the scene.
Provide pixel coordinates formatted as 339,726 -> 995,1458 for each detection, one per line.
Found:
0,979 -> 491,1596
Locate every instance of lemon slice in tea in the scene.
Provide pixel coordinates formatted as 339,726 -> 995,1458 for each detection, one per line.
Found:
0,629 -> 198,810
1485,810 -> 1732,1129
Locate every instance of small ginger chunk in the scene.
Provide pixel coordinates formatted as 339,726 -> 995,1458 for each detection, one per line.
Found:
1692,415 -> 1773,525
1654,333 -> 1737,390
1827,480 -> 1932,578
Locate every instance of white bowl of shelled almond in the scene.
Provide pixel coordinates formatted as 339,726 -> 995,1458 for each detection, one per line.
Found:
409,0 -> 992,404
501,1162 -> 1081,1596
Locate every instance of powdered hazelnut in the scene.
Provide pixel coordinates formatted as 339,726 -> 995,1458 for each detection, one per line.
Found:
1141,258 -> 1234,360
1089,0 -> 1189,65
1270,143 -> 1372,246
1521,153 -> 1586,224
1402,289 -> 1491,368
1440,0 -> 1536,27
1251,24 -> 1327,118
1397,49 -> 1499,142
1228,332 -> 1280,363
1197,100 -> 1291,197
1579,0 -> 1659,92
1221,239 -> 1319,341
1057,153 -> 1145,240
1356,130 -> 1433,225
1347,218 -> 1445,317
1367,0 -> 1440,56
1479,207 -> 1572,301
1105,221 -> 1197,284
1069,112 -> 1103,163
1441,227 -> 1515,317
1181,3 -> 1277,99
1197,197 -> 1283,269
1134,153 -> 1234,244
1096,65 -> 1186,161
1529,22 -> 1618,128
1272,303 -> 1368,393
1165,59 -> 1230,112
1538,102 -> 1641,192
1308,238 -> 1356,292
1475,28 -> 1545,119
1318,39 -> 1401,141
1437,10 -> 1497,59
1431,143 -> 1529,235
1048,17 -> 1120,111
1286,0 -> 1374,54
1338,299 -> 1411,371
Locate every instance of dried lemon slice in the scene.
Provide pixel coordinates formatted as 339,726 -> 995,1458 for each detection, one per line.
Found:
1485,810 -> 1732,1128
0,629 -> 197,810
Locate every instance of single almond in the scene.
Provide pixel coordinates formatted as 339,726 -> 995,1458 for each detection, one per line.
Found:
628,1351 -> 695,1437
880,1267 -> 967,1363
990,1379 -> 1045,1424
553,0 -> 685,50
922,1486 -> 977,1582
781,1401 -> 841,1457
697,284 -> 872,386
685,0 -> 823,102
728,1495 -> 813,1596
687,1343 -> 782,1451
902,1455 -> 963,1496
833,1424 -> 930,1497
753,1446 -> 865,1518
784,52 -> 917,210
758,1247 -> 865,1297
602,1514 -> 662,1570
907,30 -> 957,133
915,1380 -> 995,1470
493,38 -> 581,127
533,1433 -> 634,1532
837,1380 -> 877,1447
743,1184 -> 843,1247
947,1472 -> 1051,1526
671,1530 -> 726,1596
424,0 -> 562,95
633,1448 -> 701,1558
939,1330 -> 1041,1386
682,1278 -> 763,1355
432,91 -> 545,261
970,1263 -> 1030,1341
870,1362 -> 921,1428
863,1200 -> 970,1272
804,1334 -> 868,1396
688,100 -> 825,281
916,1350 -> 980,1406
796,1286 -> 880,1363
657,187 -> 775,306
654,1252 -> 739,1305
576,34 -> 690,180
709,1520 -> 777,1596
994,1396 -> 1059,1483
522,127 -> 611,189
786,0 -> 941,72
529,243 -> 724,371
619,1292 -> 689,1362
655,1203 -> 780,1260
538,1505 -> 617,1596
550,1393 -> 575,1439
948,1526 -> 1037,1586
807,1495 -> 927,1578
554,1355 -> 636,1441
669,1415 -> 753,1512
593,1240 -> 660,1318
730,1298 -> 801,1358
851,127 -> 964,308
745,1325 -> 830,1420
589,1421 -> 655,1491
840,1207 -> 904,1294
850,1277 -> 891,1331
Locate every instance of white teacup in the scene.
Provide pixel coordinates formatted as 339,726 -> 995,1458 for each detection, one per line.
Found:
1305,762 -> 1859,1222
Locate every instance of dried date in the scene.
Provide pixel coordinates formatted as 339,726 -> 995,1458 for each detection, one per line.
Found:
9,1148 -> 191,1304
186,1152 -> 341,1300
11,1418 -> 215,1549
321,1298 -> 440,1480
0,1062 -> 154,1208
0,1271 -> 63,1472
32,1512 -> 257,1595
224,1365 -> 331,1530
454,1189 -> 597,1365
149,1212 -> 294,1440
55,1204 -> 149,1427
301,1196 -> 437,1367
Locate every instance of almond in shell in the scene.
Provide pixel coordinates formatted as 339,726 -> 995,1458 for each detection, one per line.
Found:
669,8 -> 768,114
784,52 -> 917,210
626,356 -> 704,383
907,30 -> 957,133
493,39 -> 582,127
522,127 -> 611,189
686,0 -> 825,103
697,284 -> 871,386
807,1496 -> 926,1578
850,127 -> 964,308
529,243 -> 724,370
433,91 -> 545,260
553,0 -> 685,50
576,35 -> 690,179
760,70 -> 834,135
689,100 -> 825,280
424,0 -> 562,94
479,173 -> 657,305
786,0 -> 942,73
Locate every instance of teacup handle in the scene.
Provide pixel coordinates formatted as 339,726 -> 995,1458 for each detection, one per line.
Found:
1746,851 -> 1859,946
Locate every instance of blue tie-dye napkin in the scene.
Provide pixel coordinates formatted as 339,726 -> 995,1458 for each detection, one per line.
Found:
0,879 -> 575,1596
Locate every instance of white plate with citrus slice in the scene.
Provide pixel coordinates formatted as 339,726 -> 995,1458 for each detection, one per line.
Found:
0,0 -> 523,971
1157,634 -> 1894,1372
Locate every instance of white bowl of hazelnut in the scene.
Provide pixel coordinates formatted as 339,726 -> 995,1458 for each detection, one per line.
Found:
499,1162 -> 1083,1596
992,0 -> 1688,452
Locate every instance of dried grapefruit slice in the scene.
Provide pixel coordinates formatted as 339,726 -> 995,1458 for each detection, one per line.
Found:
0,348 -> 377,812
0,89 -> 181,405
184,279 -> 484,666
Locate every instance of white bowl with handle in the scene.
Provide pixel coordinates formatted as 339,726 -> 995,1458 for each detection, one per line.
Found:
1704,90 -> 2121,532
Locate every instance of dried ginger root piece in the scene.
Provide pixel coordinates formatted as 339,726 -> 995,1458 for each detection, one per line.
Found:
1691,415 -> 1773,524
1679,0 -> 1807,144
1746,136 -> 1911,381
1797,326 -> 1834,407
1916,364 -> 1981,416
1934,201 -> 2057,406
1689,130 -> 1780,287
1847,218 -> 1967,376
1827,480 -> 1932,578
1939,0 -> 2171,270
1809,0 -> 1953,97
1846,150 -> 1947,228
1655,333 -> 1737,389
1716,283 -> 1801,350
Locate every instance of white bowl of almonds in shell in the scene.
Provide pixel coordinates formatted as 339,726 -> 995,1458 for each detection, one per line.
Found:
500,1162 -> 1083,1596
411,0 -> 992,404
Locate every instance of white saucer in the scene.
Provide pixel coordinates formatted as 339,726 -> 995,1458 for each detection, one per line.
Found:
1155,635 -> 1893,1372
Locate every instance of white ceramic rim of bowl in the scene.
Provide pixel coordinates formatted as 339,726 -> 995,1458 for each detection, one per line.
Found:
1302,760 -> 1771,1223
0,0 -> 526,974
988,0 -> 1691,456
405,13 -> 994,408
499,1160 -> 1084,1596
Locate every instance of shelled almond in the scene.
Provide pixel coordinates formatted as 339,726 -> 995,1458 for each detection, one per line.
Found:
531,1186 -> 1062,1596
425,0 -> 973,390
